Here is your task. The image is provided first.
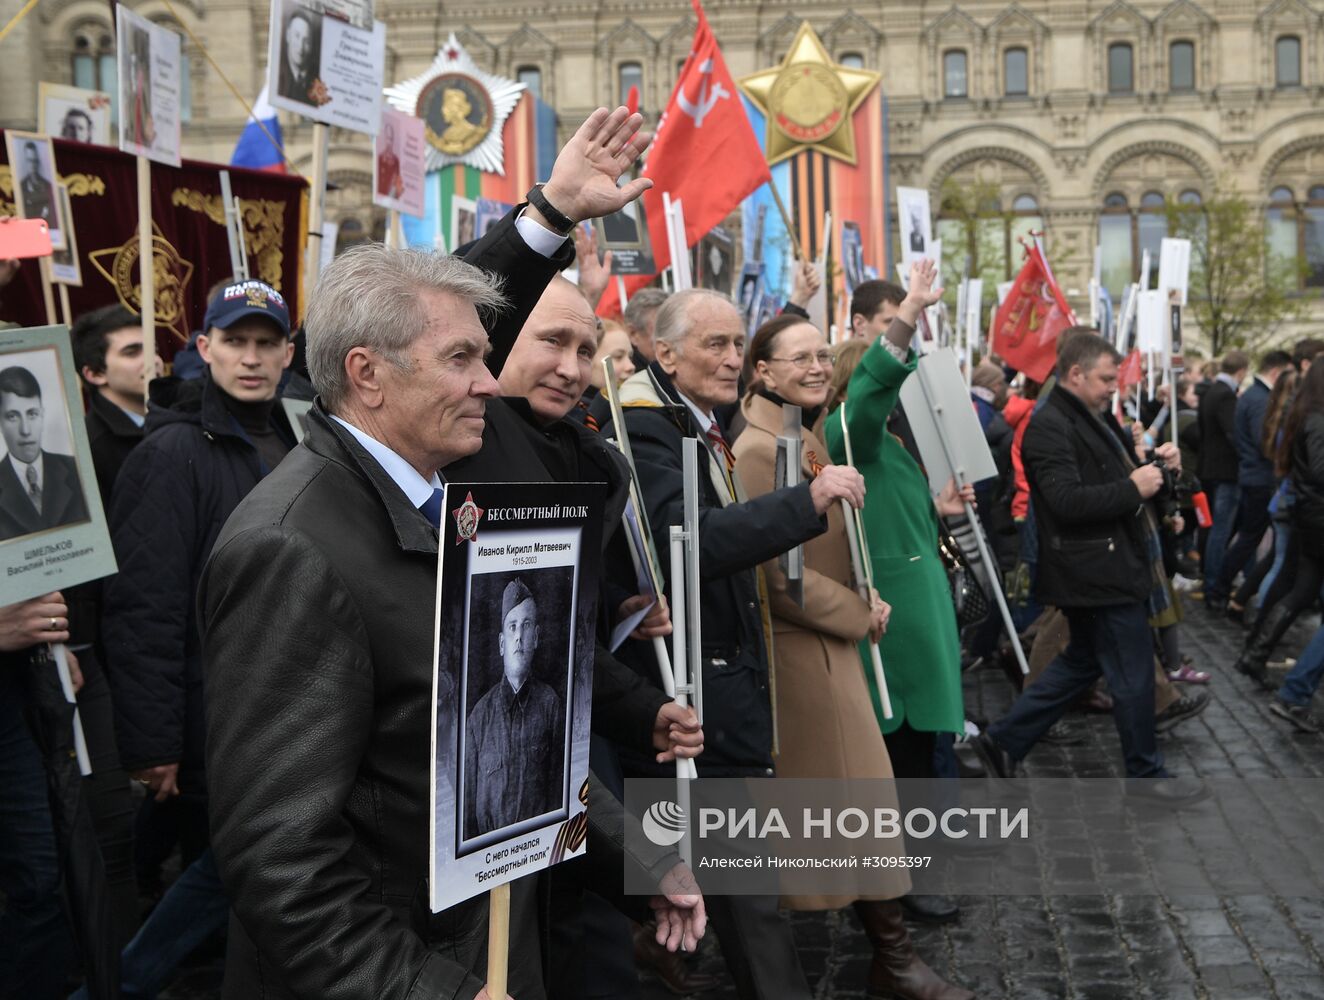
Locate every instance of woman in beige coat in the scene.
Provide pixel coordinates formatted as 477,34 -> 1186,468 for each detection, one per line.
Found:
733,314 -> 973,1000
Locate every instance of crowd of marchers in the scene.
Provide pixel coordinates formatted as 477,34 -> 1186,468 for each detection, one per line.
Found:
3,106 -> 1324,1000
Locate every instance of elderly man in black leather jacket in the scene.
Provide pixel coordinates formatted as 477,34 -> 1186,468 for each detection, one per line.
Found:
199,109 -> 662,1000
973,331 -> 1207,805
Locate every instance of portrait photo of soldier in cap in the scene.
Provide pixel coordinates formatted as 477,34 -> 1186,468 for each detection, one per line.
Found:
462,569 -> 571,841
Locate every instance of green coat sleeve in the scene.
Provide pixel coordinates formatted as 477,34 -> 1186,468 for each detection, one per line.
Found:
825,334 -> 916,464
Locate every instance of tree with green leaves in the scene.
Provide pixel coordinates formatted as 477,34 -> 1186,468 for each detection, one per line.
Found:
1165,189 -> 1309,357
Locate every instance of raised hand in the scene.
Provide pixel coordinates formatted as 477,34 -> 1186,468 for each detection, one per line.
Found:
574,225 -> 613,309
899,259 -> 944,323
539,107 -> 654,227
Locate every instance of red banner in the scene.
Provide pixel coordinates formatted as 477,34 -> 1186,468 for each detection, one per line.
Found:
1,135 -> 307,361
990,244 -> 1075,383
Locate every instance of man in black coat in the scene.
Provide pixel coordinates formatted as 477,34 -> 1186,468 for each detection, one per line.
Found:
597,288 -> 866,1000
1197,349 -> 1249,612
0,365 -> 89,541
71,304 -> 164,508
973,332 -> 1206,804
199,107 -> 661,1000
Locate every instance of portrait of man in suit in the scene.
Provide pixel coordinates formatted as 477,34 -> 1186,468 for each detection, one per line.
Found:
277,7 -> 321,106
17,142 -> 55,231
0,365 -> 90,542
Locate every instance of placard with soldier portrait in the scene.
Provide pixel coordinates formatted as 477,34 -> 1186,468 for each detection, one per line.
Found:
37,83 -> 112,147
0,326 -> 117,606
430,482 -> 603,913
116,6 -> 183,167
4,132 -> 67,251
266,0 -> 386,136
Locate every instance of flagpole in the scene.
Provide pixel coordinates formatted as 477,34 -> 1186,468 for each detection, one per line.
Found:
768,183 -> 804,261
137,155 -> 155,398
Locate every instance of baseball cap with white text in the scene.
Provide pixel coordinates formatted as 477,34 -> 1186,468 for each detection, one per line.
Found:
203,279 -> 291,337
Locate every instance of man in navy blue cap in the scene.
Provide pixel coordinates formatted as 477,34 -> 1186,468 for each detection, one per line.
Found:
91,277 -> 299,998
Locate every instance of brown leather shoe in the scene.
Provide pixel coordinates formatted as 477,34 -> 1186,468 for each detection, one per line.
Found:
853,900 -> 976,1000
632,921 -> 721,995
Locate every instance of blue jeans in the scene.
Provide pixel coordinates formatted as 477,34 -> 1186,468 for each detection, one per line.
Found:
988,603 -> 1165,778
1212,484 -> 1275,599
0,665 -> 72,1000
1258,519 -> 1293,606
1280,622 -> 1324,707
1202,481 -> 1240,595
72,849 -> 228,1000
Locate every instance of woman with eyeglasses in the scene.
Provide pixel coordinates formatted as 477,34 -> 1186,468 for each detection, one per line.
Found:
731,313 -> 974,1000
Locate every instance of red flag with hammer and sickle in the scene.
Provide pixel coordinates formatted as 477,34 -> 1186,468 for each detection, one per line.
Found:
598,0 -> 769,316
991,244 -> 1076,382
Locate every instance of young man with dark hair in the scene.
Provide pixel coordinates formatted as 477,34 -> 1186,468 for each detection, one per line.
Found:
1198,349 -> 1251,612
849,280 -> 907,342
70,304 -> 162,506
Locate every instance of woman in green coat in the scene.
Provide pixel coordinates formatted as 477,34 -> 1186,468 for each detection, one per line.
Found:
823,260 -> 971,781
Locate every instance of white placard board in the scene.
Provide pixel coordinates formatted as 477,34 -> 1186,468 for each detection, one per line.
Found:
897,186 -> 933,270
372,107 -> 427,218
267,0 -> 386,136
898,347 -> 999,493
1157,238 -> 1191,307
1135,289 -> 1166,354
116,7 -> 183,167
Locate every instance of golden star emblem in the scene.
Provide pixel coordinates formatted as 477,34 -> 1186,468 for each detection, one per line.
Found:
738,22 -> 881,168
89,223 -> 194,342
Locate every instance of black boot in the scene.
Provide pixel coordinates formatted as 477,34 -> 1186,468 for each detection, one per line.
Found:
853,900 -> 975,1000
1235,604 -> 1293,690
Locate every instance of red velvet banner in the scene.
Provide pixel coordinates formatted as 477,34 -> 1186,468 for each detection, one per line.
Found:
0,134 -> 307,361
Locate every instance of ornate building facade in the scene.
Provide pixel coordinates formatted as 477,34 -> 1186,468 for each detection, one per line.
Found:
3,0 -> 1323,334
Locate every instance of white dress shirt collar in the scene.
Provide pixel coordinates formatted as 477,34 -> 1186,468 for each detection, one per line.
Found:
330,415 -> 441,509
8,452 -> 42,492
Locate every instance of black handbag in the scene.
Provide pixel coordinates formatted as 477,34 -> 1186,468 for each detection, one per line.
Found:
937,531 -> 991,628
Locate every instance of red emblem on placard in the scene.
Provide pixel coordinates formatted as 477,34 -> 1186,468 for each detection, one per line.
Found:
452,491 -> 485,544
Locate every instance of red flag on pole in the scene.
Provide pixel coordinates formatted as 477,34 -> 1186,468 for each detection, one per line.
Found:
991,244 -> 1076,383
1118,348 -> 1144,391
598,0 -> 770,316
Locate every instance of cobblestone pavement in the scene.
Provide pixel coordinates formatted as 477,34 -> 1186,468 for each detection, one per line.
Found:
157,610 -> 1324,999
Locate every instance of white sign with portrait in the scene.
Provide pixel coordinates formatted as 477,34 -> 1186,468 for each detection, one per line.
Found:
372,107 -> 426,218
430,482 -> 602,912
266,0 -> 387,136
4,132 -> 67,251
116,6 -> 183,167
0,326 -> 118,605
896,186 -> 933,270
38,83 -> 112,147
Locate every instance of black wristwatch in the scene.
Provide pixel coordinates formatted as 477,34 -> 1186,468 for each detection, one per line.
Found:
526,184 -> 575,235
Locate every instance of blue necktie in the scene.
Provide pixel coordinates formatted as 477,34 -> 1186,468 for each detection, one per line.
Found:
419,487 -> 444,530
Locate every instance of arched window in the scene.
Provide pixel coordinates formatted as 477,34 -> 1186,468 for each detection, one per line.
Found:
1108,42 -> 1134,93
1169,41 -> 1195,91
1138,191 -> 1167,274
516,66 -> 542,100
935,188 -> 1044,287
1306,185 -> 1324,288
943,50 -> 968,98
71,26 -> 116,121
1267,186 -> 1298,279
839,52 -> 864,70
1099,193 -> 1134,296
1004,47 -> 1028,96
618,61 -> 643,109
1277,36 -> 1302,87
1178,190 -> 1202,206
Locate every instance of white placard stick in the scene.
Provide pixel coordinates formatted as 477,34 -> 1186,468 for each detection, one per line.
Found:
38,257 -> 57,326
52,643 -> 91,776
137,155 -> 154,397
304,123 -> 329,296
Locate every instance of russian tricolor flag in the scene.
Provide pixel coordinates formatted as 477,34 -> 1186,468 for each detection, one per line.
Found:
230,86 -> 286,173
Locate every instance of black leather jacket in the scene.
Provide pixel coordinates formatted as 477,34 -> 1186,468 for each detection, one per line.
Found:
1023,386 -> 1162,608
